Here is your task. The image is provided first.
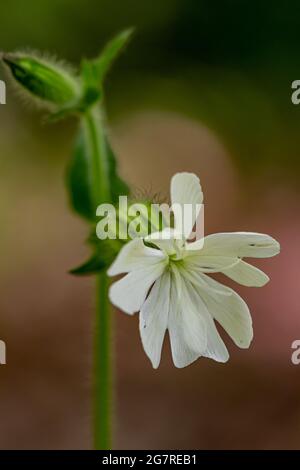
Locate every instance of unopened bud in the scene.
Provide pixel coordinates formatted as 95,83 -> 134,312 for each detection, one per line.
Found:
2,52 -> 79,107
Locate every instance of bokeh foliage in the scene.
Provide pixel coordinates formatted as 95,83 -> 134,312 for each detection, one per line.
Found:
1,0 -> 300,185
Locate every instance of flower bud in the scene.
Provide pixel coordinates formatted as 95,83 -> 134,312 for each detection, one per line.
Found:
2,52 -> 79,107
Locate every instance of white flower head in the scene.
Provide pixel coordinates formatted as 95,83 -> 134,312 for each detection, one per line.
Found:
108,173 -> 280,368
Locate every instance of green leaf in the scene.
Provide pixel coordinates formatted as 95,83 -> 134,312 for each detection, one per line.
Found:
70,238 -> 123,276
66,128 -> 94,221
93,28 -> 134,84
105,139 -> 130,202
66,125 -> 129,221
95,28 -> 134,82
70,251 -> 107,275
76,29 -> 134,112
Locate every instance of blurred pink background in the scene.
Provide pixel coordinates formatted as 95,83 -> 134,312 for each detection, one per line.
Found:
0,109 -> 299,449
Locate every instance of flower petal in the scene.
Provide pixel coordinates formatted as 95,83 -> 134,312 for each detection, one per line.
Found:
184,253 -> 240,273
221,260 -> 269,287
139,272 -> 170,368
108,238 -> 166,276
189,232 -> 280,259
186,280 -> 229,363
187,270 -> 253,349
171,172 -> 203,239
109,262 -> 166,314
168,267 -> 207,368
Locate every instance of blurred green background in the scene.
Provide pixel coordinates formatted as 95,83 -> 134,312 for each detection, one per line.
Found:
0,0 -> 300,449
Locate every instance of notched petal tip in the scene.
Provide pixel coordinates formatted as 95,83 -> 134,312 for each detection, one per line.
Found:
247,235 -> 280,258
274,240 -> 281,254
236,329 -> 253,349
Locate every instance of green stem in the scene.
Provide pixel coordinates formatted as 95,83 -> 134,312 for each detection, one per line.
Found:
84,106 -> 110,205
83,105 -> 113,449
94,272 -> 112,449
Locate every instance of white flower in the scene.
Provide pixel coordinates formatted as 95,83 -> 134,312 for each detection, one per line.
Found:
108,173 -> 280,368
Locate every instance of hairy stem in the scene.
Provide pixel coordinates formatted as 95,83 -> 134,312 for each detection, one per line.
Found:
83,105 -> 113,449
94,272 -> 112,449
83,107 -> 110,205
